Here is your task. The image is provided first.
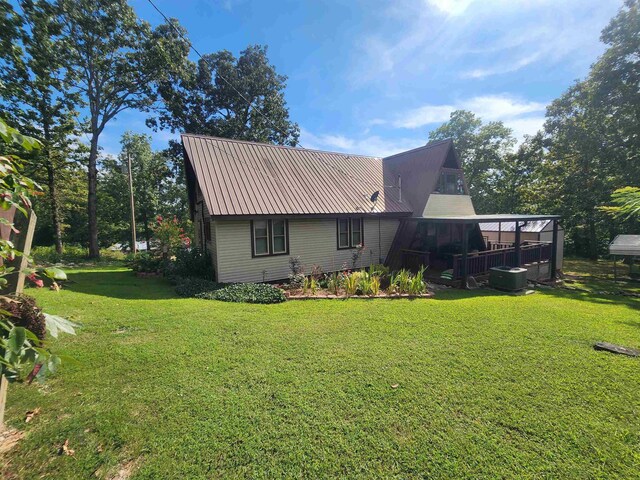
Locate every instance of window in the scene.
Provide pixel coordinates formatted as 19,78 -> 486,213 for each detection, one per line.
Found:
272,220 -> 287,254
338,219 -> 350,248
337,218 -> 364,249
251,219 -> 289,257
437,170 -> 465,195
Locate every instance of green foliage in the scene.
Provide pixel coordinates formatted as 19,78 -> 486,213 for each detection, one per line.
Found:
152,215 -> 191,255
408,266 -> 428,295
166,248 -> 214,281
390,269 -> 411,294
127,252 -> 164,274
152,45 -> 299,146
196,283 -> 286,304
31,245 -> 126,265
0,0 -> 81,254
174,277 -> 223,298
344,272 -> 359,296
58,0 -> 191,255
600,187 -> 640,221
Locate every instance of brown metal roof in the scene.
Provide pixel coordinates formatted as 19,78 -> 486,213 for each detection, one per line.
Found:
182,134 -> 417,216
383,139 -> 456,216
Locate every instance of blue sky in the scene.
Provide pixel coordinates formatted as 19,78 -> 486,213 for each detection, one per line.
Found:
101,0 -> 621,157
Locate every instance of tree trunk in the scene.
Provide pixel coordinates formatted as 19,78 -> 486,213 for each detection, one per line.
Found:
88,133 -> 100,258
46,162 -> 64,254
42,122 -> 64,255
587,215 -> 598,260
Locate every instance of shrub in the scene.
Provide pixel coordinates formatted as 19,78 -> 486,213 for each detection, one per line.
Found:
196,283 -> 286,304
288,273 -> 306,290
369,263 -> 390,279
166,248 -> 214,280
153,215 -> 191,255
370,275 -> 381,296
408,266 -> 427,295
174,277 -> 223,297
32,245 -> 126,265
344,272 -> 359,296
127,252 -> 165,273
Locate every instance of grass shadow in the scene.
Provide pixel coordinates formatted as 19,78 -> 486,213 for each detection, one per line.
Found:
32,268 -> 180,300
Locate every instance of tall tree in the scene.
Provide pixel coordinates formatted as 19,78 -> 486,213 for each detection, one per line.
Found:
59,0 -> 189,256
0,0 -> 79,253
428,110 -> 516,213
151,45 -> 299,145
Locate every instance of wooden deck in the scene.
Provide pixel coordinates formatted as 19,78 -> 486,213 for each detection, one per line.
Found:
401,242 -> 553,280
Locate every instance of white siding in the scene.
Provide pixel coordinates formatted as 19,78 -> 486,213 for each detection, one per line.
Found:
215,217 -> 400,283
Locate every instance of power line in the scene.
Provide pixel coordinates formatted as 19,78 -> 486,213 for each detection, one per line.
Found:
145,0 -> 397,197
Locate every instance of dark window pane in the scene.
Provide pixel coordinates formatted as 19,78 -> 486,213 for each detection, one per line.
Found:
273,236 -> 285,253
273,220 -> 285,236
339,232 -> 349,247
255,237 -> 268,255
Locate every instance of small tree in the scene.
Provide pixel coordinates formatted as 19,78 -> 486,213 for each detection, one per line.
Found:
152,215 -> 191,257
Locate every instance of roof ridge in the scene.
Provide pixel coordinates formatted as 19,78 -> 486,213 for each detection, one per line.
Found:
383,138 -> 452,161
181,133 -> 383,160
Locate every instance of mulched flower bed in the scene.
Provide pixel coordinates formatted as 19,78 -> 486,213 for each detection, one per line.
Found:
284,291 -> 434,300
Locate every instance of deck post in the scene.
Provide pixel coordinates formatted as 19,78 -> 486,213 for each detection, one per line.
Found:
514,221 -> 522,267
551,219 -> 558,279
461,223 -> 469,288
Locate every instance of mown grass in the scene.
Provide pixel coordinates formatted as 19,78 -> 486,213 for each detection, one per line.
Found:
563,257 -> 640,295
2,267 -> 639,479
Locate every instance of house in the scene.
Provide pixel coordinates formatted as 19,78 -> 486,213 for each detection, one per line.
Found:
182,134 -> 561,285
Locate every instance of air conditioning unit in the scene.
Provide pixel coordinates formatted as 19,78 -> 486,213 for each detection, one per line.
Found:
489,266 -> 528,291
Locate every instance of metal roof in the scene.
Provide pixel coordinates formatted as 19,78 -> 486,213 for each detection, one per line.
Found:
182,134 -> 417,216
609,235 -> 640,256
411,214 -> 561,224
479,220 -> 554,233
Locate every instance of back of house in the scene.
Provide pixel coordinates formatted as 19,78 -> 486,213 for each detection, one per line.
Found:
182,134 -> 560,284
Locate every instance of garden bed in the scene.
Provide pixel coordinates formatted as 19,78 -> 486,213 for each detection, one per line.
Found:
285,291 -> 434,300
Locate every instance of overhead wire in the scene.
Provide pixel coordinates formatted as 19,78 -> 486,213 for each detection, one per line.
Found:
146,0 -> 398,199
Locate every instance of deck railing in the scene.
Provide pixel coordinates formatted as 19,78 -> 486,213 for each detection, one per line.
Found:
452,242 -> 552,278
401,249 -> 430,272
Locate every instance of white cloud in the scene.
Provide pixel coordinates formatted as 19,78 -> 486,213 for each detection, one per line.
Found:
349,0 -> 619,85
300,128 -> 423,158
426,0 -> 475,16
461,53 -> 541,79
393,94 -> 546,129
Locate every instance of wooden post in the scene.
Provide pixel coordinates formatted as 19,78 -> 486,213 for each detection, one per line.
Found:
514,221 -> 522,267
551,219 -> 558,279
10,211 -> 37,295
0,376 -> 8,432
461,223 -> 469,288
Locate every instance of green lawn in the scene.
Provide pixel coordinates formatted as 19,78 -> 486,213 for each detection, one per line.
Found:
2,267 -> 639,479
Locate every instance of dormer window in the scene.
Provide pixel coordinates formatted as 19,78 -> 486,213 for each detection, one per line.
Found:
436,170 -> 465,194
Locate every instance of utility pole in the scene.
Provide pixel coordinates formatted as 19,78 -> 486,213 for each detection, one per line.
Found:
127,151 -> 137,255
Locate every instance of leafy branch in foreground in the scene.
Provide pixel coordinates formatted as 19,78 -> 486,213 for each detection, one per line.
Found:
599,187 -> 640,221
0,117 -> 76,392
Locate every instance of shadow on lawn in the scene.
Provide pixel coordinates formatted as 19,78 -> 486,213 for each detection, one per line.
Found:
433,285 -> 640,311
58,269 -> 179,300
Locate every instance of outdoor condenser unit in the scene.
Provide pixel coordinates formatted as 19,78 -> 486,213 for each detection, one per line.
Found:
489,266 -> 528,291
